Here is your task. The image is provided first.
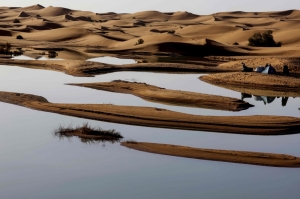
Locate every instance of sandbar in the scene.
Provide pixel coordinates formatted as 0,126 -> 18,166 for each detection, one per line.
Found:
121,142 -> 300,167
68,80 -> 253,111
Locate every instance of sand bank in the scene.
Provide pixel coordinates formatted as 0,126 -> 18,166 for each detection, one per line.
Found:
121,142 -> 300,167
0,91 -> 300,135
68,80 -> 253,111
200,72 -> 300,91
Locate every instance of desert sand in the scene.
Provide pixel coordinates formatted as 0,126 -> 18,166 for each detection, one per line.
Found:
0,91 -> 300,135
1,5 -> 300,57
121,142 -> 300,167
68,80 -> 253,111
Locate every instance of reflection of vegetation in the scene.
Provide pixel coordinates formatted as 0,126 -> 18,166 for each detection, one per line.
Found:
53,123 -> 123,144
282,97 -> 289,107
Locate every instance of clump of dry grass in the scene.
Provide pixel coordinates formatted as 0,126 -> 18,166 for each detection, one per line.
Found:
53,123 -> 123,143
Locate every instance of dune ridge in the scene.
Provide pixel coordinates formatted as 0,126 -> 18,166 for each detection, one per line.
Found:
1,5 -> 300,56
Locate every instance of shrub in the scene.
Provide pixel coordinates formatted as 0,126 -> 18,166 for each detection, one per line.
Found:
13,18 -> 20,23
233,42 -> 239,45
135,38 -> 144,46
16,35 -> 23,39
168,30 -> 175,34
248,30 -> 282,47
4,42 -> 11,53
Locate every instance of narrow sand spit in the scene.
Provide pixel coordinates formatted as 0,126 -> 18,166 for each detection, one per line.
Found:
0,91 -> 300,135
200,72 -> 300,91
0,59 -> 235,77
121,142 -> 300,168
68,80 -> 253,111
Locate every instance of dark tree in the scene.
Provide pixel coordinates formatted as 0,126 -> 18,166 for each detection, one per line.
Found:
248,30 -> 282,47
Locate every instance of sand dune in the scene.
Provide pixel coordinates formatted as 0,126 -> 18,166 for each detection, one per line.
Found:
130,11 -> 169,20
17,11 -> 31,18
121,142 -> 300,167
20,27 -> 90,41
1,5 -> 300,57
18,4 -> 45,11
0,91 -> 300,135
37,6 -> 72,17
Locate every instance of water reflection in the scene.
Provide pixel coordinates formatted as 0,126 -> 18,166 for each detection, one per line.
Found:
242,93 -> 289,106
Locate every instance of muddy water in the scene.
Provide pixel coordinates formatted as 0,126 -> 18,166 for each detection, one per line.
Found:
0,62 -> 299,199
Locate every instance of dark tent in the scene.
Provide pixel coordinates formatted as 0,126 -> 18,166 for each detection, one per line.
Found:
262,65 -> 276,74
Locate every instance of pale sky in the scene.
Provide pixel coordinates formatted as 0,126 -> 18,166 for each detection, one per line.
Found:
4,0 -> 300,14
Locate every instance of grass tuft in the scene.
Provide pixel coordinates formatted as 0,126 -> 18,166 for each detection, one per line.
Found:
53,123 -> 123,144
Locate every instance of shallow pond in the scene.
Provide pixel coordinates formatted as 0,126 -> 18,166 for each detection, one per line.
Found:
0,64 -> 299,199
87,56 -> 137,65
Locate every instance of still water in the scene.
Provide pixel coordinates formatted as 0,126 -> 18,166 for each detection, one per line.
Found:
0,62 -> 299,199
